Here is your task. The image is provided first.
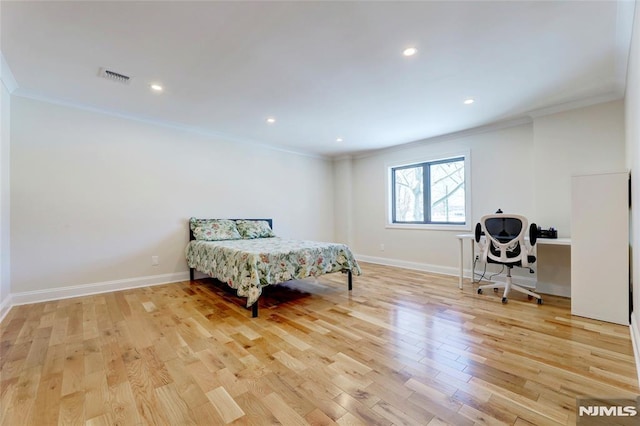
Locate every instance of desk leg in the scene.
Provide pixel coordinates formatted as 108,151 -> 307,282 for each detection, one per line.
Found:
469,239 -> 475,283
458,238 -> 464,289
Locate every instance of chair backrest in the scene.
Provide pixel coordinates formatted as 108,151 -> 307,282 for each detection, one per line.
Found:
479,214 -> 528,264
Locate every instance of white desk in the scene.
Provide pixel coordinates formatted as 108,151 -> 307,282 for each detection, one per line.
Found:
455,233 -> 571,289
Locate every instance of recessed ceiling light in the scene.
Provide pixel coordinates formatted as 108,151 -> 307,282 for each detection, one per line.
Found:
464,98 -> 475,105
403,47 -> 418,57
266,117 -> 276,124
150,84 -> 163,92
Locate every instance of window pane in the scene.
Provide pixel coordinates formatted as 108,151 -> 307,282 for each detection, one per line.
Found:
430,160 -> 465,223
394,166 -> 424,222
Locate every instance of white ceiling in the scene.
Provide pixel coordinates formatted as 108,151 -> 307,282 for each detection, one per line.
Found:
1,1 -> 635,157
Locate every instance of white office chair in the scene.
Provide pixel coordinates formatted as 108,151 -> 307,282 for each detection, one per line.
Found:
475,213 -> 543,304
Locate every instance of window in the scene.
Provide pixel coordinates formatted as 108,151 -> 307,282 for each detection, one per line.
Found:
390,156 -> 467,226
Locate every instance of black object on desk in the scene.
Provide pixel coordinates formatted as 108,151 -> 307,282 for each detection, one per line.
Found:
537,226 -> 558,239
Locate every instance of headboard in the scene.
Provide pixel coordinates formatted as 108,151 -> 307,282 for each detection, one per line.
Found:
189,218 -> 273,241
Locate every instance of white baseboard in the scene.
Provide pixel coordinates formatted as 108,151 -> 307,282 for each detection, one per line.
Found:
0,294 -> 13,323
356,254 -> 538,288
9,271 -> 190,307
630,314 -> 640,387
355,254 -> 459,277
474,269 -> 538,289
536,281 -> 571,298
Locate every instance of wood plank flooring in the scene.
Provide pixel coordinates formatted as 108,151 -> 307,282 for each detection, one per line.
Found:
1,262 -> 638,425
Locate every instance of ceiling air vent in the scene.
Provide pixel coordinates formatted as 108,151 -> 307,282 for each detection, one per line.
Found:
98,67 -> 132,84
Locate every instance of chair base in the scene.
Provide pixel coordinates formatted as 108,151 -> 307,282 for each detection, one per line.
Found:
477,270 -> 543,304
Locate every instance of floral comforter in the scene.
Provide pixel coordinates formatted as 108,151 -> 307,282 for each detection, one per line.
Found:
185,237 -> 362,307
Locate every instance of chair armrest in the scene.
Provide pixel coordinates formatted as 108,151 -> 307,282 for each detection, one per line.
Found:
475,223 -> 482,243
529,223 -> 538,246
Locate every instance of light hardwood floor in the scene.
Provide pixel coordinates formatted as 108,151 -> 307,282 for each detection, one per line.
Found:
1,262 -> 638,425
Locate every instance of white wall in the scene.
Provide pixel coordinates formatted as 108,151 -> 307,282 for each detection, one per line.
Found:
348,100 -> 625,284
532,101 -> 626,296
351,124 -> 534,269
533,101 -> 626,236
333,156 -> 353,245
10,96 -> 335,294
0,64 -> 11,315
626,0 -> 640,362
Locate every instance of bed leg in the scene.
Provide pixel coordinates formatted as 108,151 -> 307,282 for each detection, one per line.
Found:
348,270 -> 353,291
252,303 -> 258,318
189,268 -> 194,281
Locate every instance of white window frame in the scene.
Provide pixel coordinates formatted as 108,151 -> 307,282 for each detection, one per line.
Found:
386,150 -> 472,231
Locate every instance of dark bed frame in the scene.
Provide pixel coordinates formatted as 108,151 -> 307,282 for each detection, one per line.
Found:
188,218 -> 353,317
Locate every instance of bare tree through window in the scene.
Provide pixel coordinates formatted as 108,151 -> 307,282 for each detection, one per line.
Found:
392,157 -> 465,224
394,166 -> 423,222
430,160 -> 464,223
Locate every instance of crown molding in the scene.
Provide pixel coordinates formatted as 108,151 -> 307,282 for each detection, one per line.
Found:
526,92 -> 623,119
12,89 -> 332,161
351,90 -> 625,161
332,154 -> 354,162
353,116 -> 533,160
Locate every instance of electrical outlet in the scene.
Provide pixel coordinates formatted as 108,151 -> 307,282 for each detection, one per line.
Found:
151,256 -> 159,266
380,243 -> 385,251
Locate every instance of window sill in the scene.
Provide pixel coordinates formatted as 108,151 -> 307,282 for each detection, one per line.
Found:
386,223 -> 472,232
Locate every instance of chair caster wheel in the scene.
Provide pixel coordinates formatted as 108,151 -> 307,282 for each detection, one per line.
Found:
493,288 -> 499,292
501,297 -> 508,304
537,299 -> 543,305
477,289 -> 483,294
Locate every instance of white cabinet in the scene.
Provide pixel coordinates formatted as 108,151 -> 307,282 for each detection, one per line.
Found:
571,172 -> 629,325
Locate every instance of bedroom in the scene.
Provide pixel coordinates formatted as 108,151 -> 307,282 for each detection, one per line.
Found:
1,1 -> 640,424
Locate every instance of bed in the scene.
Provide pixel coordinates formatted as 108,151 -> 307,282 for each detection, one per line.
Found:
185,218 -> 361,317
